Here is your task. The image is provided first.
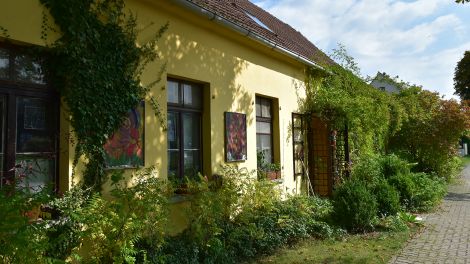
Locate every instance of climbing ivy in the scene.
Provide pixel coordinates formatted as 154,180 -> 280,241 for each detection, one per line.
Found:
300,46 -> 405,159
39,0 -> 168,190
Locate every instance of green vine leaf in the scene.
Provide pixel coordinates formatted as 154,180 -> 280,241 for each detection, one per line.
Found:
39,0 -> 168,191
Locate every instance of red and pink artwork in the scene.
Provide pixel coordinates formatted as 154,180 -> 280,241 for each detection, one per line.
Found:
104,102 -> 144,168
225,112 -> 247,162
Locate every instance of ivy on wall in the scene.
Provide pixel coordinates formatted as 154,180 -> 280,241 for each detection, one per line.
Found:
40,0 -> 168,190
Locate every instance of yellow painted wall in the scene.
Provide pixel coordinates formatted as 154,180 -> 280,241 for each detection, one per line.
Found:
0,0 -> 308,221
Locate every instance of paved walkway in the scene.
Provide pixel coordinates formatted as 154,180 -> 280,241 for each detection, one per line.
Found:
390,164 -> 470,264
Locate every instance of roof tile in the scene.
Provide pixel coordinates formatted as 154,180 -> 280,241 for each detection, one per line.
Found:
186,0 -> 334,66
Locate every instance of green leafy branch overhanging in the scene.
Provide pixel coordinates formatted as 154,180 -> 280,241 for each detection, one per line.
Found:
39,0 -> 168,191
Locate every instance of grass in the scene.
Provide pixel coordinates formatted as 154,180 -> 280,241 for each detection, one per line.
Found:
461,156 -> 470,166
253,228 -> 419,264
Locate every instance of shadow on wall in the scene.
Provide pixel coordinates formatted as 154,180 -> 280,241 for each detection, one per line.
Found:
162,32 -> 253,173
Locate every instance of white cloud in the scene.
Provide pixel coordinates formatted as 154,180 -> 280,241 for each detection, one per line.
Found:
253,0 -> 470,98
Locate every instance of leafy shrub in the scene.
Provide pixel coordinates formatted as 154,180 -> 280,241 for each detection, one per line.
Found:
388,172 -> 446,212
409,173 -> 446,212
350,154 -> 383,185
373,179 -> 401,217
332,179 -> 378,232
0,163 -> 52,263
378,215 -> 408,232
45,187 -> 91,260
387,173 -> 415,209
74,169 -> 170,263
144,165 -> 336,263
380,154 -> 411,179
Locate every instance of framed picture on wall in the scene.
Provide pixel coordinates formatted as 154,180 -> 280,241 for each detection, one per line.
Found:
104,101 -> 145,168
225,112 -> 247,162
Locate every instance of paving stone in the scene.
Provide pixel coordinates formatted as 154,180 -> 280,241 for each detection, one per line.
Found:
389,165 -> 470,264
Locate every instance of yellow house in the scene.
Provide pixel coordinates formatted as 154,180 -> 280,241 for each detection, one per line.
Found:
0,0 -> 337,200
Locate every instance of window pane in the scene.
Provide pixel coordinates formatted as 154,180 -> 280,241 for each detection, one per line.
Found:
14,54 -> 45,84
168,150 -> 179,180
256,134 -> 272,163
0,48 -> 9,80
183,84 -> 202,108
261,98 -> 271,118
184,150 -> 200,178
183,113 -> 201,149
256,121 -> 271,134
0,97 -> 4,186
16,97 -> 56,153
255,97 -> 261,117
293,130 -> 303,142
295,160 -> 303,174
15,156 -> 54,192
167,80 -> 180,104
293,116 -> 302,128
294,143 -> 304,160
167,112 -> 179,150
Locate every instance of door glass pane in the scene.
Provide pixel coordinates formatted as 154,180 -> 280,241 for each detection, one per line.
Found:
14,54 -> 45,84
184,150 -> 200,178
16,97 -> 56,153
167,112 -> 179,150
167,80 -> 180,104
183,84 -> 201,108
0,48 -> 9,80
183,113 -> 201,149
15,156 -> 54,192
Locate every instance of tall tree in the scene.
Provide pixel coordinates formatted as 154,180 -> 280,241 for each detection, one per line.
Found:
456,0 -> 470,3
454,51 -> 470,100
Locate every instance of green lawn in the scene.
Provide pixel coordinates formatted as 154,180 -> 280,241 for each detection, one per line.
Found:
461,156 -> 470,166
253,229 -> 418,264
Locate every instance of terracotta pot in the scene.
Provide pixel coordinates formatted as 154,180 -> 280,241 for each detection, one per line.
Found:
266,171 -> 281,180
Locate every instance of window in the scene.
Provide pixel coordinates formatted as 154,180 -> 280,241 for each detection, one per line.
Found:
244,11 -> 274,33
167,79 -> 202,181
292,113 -> 305,180
256,96 -> 273,163
0,44 -> 58,191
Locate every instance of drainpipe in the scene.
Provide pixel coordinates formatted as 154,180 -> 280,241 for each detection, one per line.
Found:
169,0 -> 324,71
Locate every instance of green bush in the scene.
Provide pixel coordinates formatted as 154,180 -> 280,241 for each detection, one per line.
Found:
387,173 -> 415,209
372,179 -> 401,217
0,163 -> 52,263
388,172 -> 446,212
350,154 -> 383,185
143,165 -> 336,263
380,154 -> 411,179
409,173 -> 446,212
332,179 -> 378,232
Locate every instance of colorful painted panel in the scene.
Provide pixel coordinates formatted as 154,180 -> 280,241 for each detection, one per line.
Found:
225,112 -> 247,162
104,102 -> 144,168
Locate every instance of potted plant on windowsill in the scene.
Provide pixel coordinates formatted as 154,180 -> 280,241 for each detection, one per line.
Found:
257,151 -> 282,181
265,163 -> 281,180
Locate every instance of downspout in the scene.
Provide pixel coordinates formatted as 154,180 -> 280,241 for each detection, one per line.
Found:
170,0 -> 324,71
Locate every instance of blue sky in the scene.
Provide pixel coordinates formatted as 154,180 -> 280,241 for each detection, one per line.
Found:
253,0 -> 470,99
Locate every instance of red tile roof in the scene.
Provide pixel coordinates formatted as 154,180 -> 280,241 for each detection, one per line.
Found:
183,0 -> 334,66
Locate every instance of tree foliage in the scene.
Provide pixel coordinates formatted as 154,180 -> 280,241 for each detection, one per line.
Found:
454,51 -> 470,100
389,87 -> 469,178
301,45 -> 469,179
300,48 -> 402,158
